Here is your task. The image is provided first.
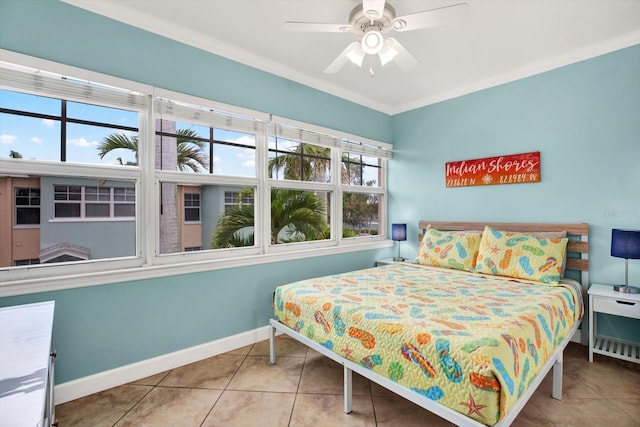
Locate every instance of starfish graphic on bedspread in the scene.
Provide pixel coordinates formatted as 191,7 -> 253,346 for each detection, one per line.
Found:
460,394 -> 487,417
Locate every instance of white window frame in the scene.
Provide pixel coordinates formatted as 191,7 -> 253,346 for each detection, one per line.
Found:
0,50 -> 392,297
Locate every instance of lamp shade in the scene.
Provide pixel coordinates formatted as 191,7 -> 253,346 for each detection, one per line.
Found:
391,223 -> 407,242
611,229 -> 640,259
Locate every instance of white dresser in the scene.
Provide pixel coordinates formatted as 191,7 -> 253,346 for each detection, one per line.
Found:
0,301 -> 56,427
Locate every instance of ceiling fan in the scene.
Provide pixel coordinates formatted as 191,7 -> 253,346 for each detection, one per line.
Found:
284,0 -> 468,74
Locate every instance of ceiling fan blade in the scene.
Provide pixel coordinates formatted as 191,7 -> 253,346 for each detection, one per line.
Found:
324,42 -> 364,73
284,21 -> 348,33
362,0 -> 386,21
384,37 -> 419,71
392,3 -> 469,32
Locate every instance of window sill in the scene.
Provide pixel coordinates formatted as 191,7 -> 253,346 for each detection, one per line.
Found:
0,239 -> 393,297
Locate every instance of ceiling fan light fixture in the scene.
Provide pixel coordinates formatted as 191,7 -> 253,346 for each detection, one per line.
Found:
378,38 -> 398,66
345,43 -> 366,66
361,28 -> 384,55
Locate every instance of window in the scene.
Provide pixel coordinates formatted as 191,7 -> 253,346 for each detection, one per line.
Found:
15,187 -> 40,225
154,93 -> 262,257
14,259 -> 40,266
224,191 -> 254,214
340,140 -> 388,238
114,188 -> 135,217
53,185 -> 135,219
0,55 -> 391,290
0,59 -> 145,274
184,193 -> 200,222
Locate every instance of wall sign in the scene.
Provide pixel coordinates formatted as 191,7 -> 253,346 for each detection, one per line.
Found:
445,151 -> 540,188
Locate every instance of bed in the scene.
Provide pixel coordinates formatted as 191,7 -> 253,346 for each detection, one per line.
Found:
270,221 -> 589,426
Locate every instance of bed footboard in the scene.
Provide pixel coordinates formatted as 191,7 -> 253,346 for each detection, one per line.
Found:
269,318 -> 577,427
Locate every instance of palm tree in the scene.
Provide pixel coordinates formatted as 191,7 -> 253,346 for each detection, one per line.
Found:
211,188 -> 328,248
268,142 -> 330,181
97,128 -> 208,172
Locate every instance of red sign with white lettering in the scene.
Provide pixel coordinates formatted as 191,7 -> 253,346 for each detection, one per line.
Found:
445,151 -> 541,187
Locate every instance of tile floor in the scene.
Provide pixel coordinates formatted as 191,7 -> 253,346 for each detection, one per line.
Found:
56,337 -> 640,426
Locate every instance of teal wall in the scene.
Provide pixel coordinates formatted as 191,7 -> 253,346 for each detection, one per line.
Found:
0,0 -> 392,384
390,44 -> 640,342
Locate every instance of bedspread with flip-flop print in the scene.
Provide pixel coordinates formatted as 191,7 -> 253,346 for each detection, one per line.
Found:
273,263 -> 582,426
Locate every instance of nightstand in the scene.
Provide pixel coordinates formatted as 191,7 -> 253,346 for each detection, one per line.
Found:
588,284 -> 640,364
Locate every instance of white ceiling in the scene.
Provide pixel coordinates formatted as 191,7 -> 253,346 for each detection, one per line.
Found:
62,0 -> 640,115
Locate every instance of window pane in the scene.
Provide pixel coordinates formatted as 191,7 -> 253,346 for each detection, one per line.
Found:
66,101 -> 138,128
54,203 -> 80,217
0,112 -> 61,161
0,90 -> 61,115
342,153 -> 382,187
16,208 -> 40,225
1,91 -> 139,165
114,187 -> 135,201
66,123 -> 138,166
213,129 -> 256,177
361,155 -> 382,187
86,203 -> 110,217
85,187 -> 97,201
185,208 -> 200,222
343,192 -> 379,236
155,122 -> 209,173
1,175 -> 138,268
155,121 -> 257,177
14,259 -> 41,266
54,185 -> 82,201
176,122 -> 209,139
159,183 -> 256,254
268,138 -> 331,182
114,203 -> 135,217
270,189 -> 330,244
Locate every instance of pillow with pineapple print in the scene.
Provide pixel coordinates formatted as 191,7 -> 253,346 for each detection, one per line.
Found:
415,225 -> 483,272
475,226 -> 568,284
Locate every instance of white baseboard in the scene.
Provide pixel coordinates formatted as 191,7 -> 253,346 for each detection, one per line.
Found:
55,325 -> 273,405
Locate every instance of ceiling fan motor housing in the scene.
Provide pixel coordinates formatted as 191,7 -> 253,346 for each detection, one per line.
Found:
348,3 -> 396,36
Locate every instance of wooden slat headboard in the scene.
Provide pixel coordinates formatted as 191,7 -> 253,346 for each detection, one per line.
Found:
418,221 -> 589,277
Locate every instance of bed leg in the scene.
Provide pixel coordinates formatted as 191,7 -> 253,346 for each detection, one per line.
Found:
269,324 -> 276,365
344,366 -> 353,414
552,352 -> 563,400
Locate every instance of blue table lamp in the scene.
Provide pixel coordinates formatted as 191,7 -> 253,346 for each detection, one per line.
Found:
611,228 -> 640,294
392,223 -> 407,262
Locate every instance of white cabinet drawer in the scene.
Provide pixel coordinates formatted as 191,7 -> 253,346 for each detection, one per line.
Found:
592,296 -> 640,319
